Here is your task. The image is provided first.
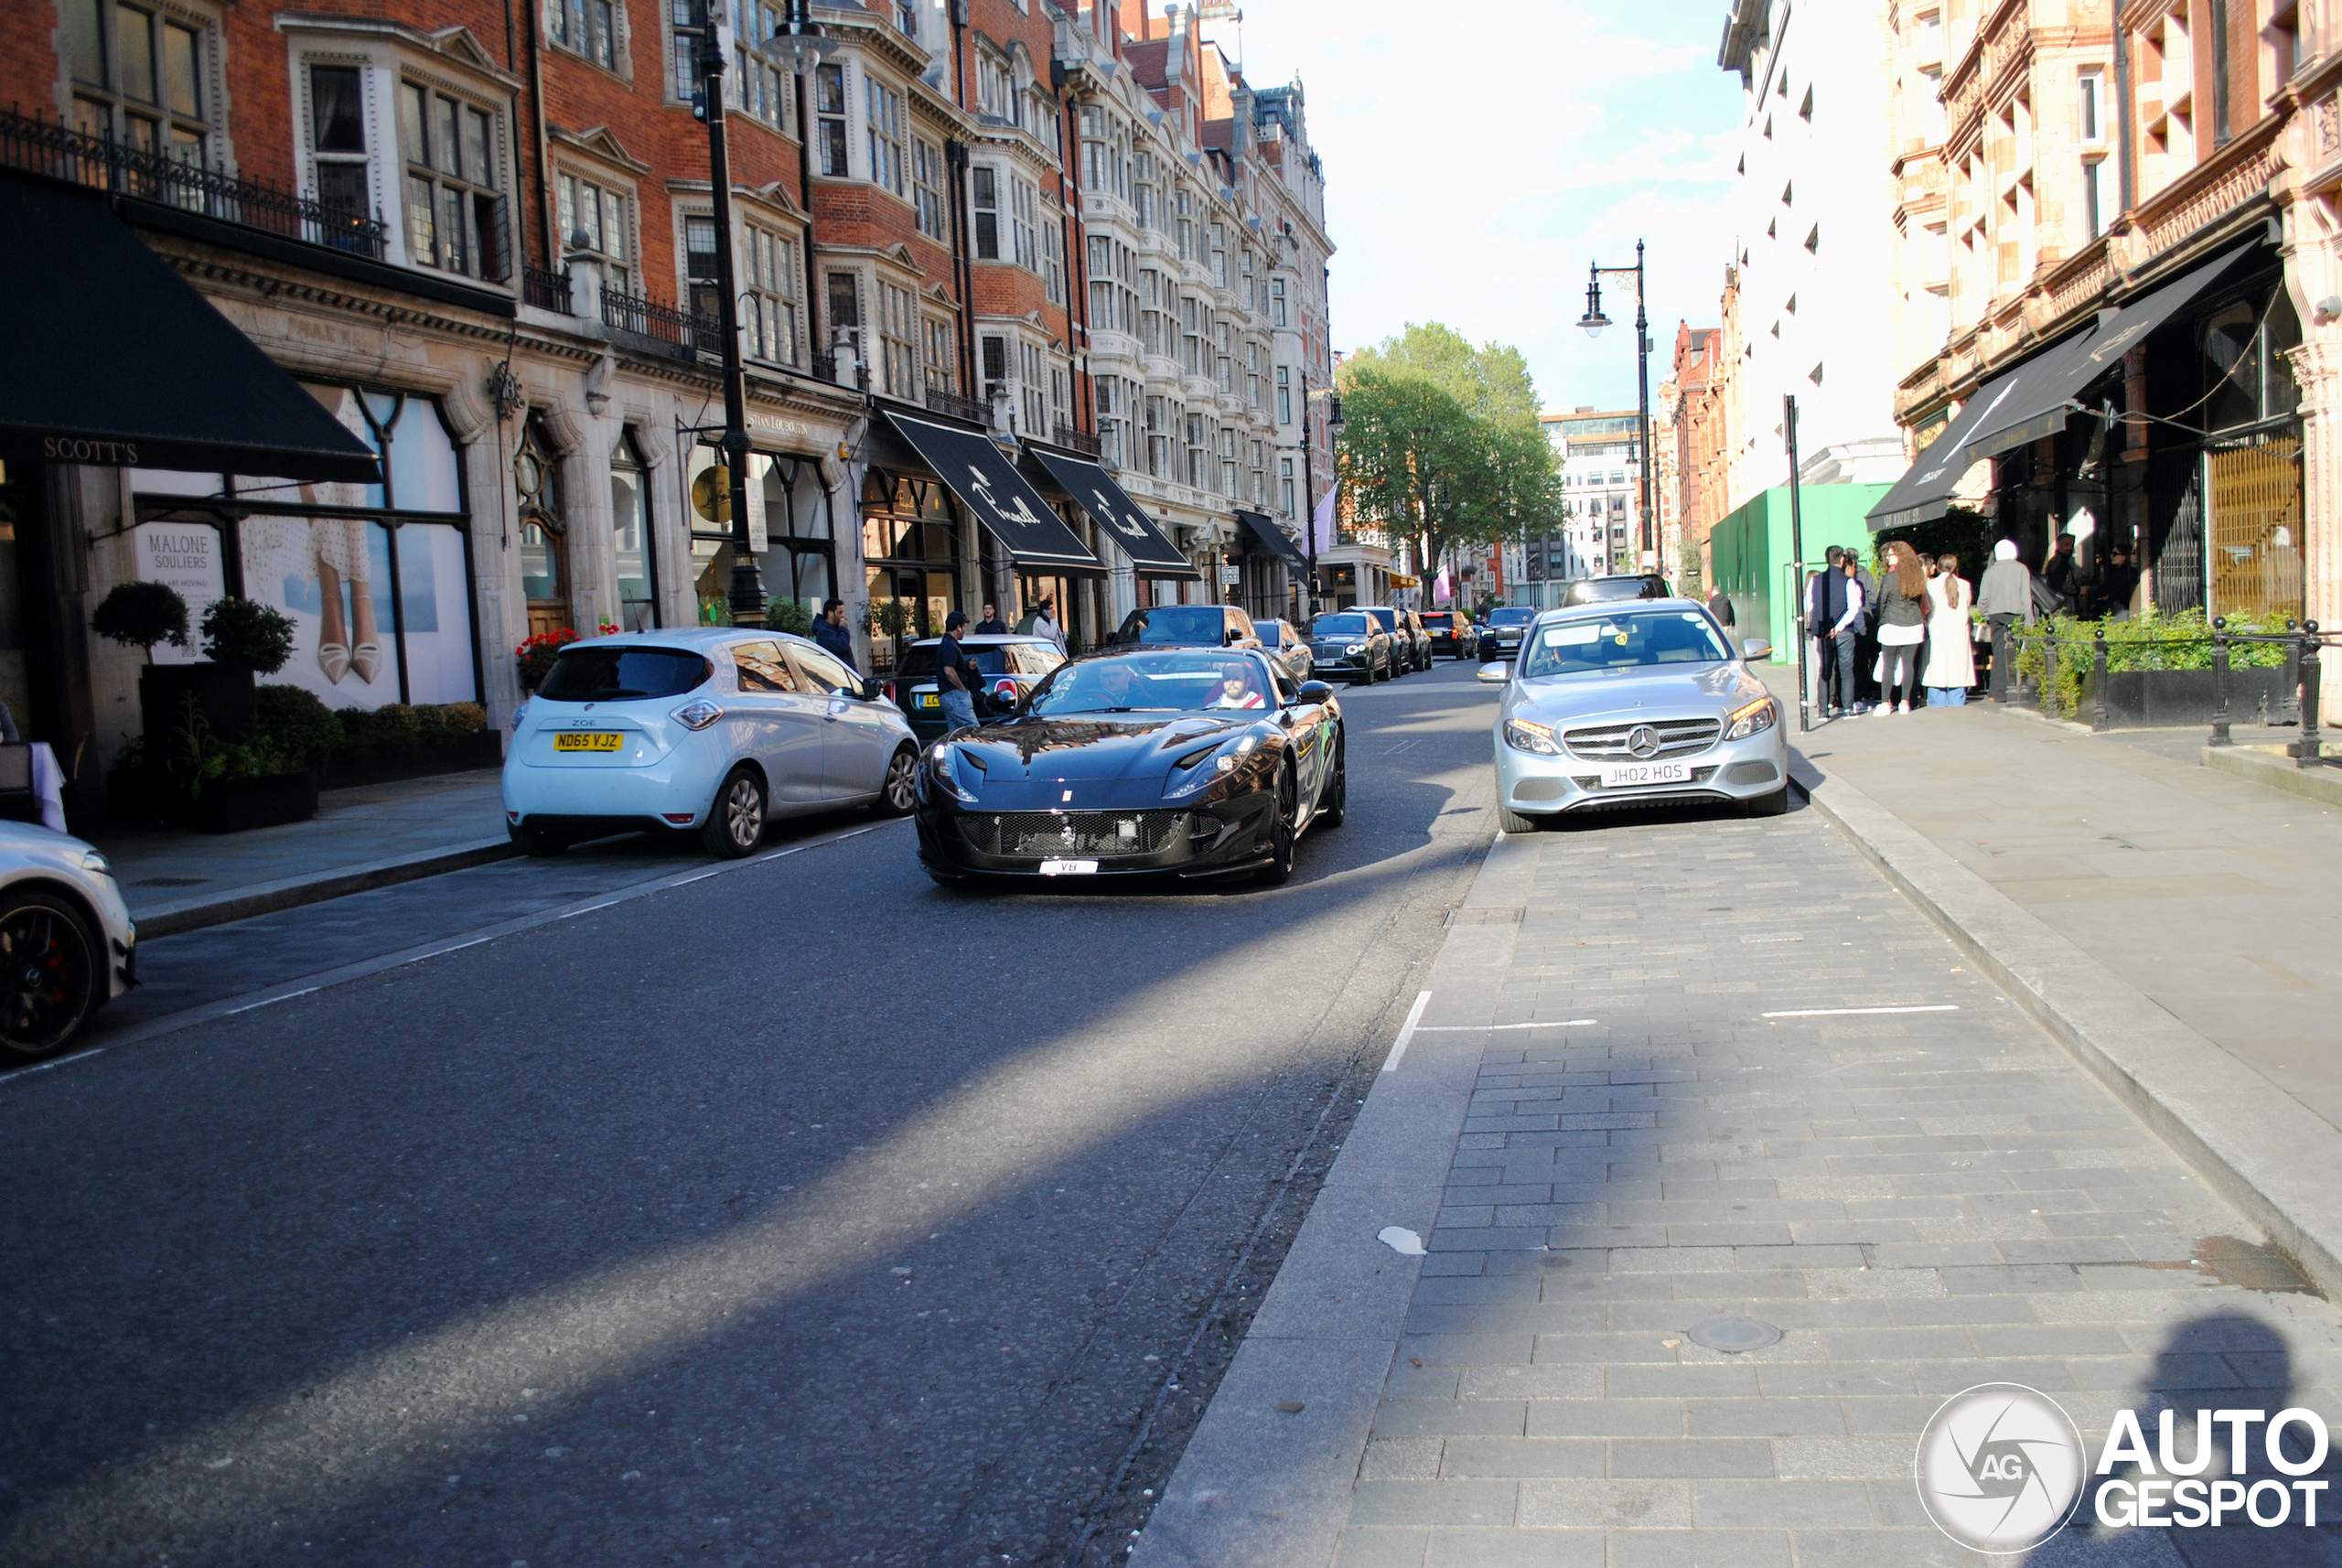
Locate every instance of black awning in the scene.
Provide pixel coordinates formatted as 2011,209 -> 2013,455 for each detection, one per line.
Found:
882,411 -> 1104,576
1965,244 -> 2261,460
1865,365 -> 2026,533
1235,509 -> 1306,572
0,174 -> 381,482
1026,447 -> 1198,579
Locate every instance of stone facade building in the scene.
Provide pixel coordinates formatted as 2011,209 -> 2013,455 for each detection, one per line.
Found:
0,0 -> 1332,822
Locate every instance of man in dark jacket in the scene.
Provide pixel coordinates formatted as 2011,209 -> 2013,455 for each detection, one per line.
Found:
1706,586 -> 1735,628
1810,546 -> 1846,710
2042,532 -> 2079,611
812,598 -> 858,670
974,602 -> 1009,635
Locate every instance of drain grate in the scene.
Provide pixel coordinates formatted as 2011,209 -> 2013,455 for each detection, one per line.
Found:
1685,1316 -> 1782,1354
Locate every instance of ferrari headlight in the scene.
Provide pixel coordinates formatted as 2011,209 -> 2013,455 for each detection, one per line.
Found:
1504,716 -> 1562,756
1724,696 -> 1777,741
1166,741 -> 1243,799
927,743 -> 976,802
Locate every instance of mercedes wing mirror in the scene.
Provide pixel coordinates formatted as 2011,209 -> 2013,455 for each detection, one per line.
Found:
1743,639 -> 1773,661
1477,661 -> 1509,683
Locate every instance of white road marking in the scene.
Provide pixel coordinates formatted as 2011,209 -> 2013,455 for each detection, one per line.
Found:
1380,990 -> 1433,1073
1761,1004 -> 1961,1018
559,901 -> 621,919
224,987 -> 319,1015
1413,1019 -> 1597,1032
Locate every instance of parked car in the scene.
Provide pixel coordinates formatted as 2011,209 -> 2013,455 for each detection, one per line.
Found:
1397,609 -> 1436,671
1482,600 -> 1785,831
1562,573 -> 1672,607
1257,619 -> 1315,685
915,645 -> 1344,886
1420,609 -> 1474,660
886,635 -> 1066,743
1356,607 -> 1420,676
1475,605 -> 1539,663
503,628 -> 921,860
0,821 -> 137,1066
1108,603 -> 1260,650
1306,610 -> 1394,683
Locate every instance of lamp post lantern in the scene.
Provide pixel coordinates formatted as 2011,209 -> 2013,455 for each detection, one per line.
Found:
1578,241 -> 1654,572
675,0 -> 832,628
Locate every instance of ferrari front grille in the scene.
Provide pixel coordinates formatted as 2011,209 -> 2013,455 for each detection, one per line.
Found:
960,810 -> 1190,858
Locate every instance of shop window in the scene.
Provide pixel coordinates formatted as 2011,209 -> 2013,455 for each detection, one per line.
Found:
611,432 -> 658,630
66,0 -> 212,170
201,384 -> 478,708
398,81 -> 507,281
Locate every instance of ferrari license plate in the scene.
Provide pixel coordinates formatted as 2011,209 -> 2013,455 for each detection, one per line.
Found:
1038,859 -> 1099,876
553,732 -> 623,752
1596,759 -> 1691,789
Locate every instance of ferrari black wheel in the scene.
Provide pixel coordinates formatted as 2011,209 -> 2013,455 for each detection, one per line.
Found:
1,894 -> 100,1063
1316,739 -> 1347,830
1256,766 -> 1297,886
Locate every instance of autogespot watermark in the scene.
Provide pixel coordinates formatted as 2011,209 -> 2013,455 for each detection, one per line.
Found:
1914,1383 -> 2334,1552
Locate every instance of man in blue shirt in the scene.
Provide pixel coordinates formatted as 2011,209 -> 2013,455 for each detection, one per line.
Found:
936,610 -> 978,734
812,598 -> 857,670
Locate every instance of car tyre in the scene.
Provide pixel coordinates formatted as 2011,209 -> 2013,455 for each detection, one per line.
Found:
875,744 -> 919,817
703,766 -> 767,858
1316,738 -> 1347,830
1256,766 -> 1297,885
0,892 -> 101,1064
509,821 -> 569,857
1496,798 -> 1545,835
1742,784 -> 1790,818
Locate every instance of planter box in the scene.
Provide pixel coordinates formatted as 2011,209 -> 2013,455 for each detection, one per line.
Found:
317,729 -> 504,791
183,770 -> 318,833
141,663 -> 254,746
2080,667 -> 2294,728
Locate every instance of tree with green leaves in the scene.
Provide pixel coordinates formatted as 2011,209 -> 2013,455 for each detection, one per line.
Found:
1336,324 -> 1563,597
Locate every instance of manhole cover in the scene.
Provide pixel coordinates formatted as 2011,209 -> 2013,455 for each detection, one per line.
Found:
1686,1316 -> 1781,1353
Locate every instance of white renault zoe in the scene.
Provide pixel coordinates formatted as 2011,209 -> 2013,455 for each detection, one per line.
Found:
502,629 -> 920,858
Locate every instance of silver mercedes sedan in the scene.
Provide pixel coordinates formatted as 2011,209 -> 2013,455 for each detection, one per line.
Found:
1482,599 -> 1789,831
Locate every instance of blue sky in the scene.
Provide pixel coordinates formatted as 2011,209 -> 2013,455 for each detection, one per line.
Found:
1219,0 -> 1745,415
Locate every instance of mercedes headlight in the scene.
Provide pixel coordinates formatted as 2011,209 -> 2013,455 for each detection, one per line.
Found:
1504,717 -> 1562,756
1724,696 -> 1778,741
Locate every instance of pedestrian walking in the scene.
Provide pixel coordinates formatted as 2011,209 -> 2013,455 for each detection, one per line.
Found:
1706,585 -> 1735,628
974,601 -> 1009,635
1874,542 -> 1929,714
1810,546 -> 1847,714
936,610 -> 979,734
1923,553 -> 1977,706
1031,597 -> 1066,653
1978,540 -> 2035,702
1830,551 -> 1867,716
812,597 -> 858,670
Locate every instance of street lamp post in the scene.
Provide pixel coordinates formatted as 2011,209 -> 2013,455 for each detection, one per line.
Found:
1578,241 -> 1654,573
679,0 -> 833,628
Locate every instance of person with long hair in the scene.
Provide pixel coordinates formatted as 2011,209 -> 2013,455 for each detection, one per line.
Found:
1924,552 -> 1978,705
1874,541 -> 1930,714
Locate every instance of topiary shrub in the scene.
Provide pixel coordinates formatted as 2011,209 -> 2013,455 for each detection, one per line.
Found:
91,581 -> 190,663
200,596 -> 296,674
254,683 -> 343,767
767,599 -> 813,637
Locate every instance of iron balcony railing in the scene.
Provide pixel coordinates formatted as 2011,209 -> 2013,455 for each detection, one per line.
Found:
522,265 -> 574,314
1050,424 -> 1103,457
0,105 -> 387,260
924,387 -> 989,425
599,285 -> 717,358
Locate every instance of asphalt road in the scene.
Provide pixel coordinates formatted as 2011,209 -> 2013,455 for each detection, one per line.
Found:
0,657 -> 1500,1568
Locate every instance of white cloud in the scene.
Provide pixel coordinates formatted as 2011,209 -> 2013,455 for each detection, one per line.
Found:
1226,0 -> 1746,412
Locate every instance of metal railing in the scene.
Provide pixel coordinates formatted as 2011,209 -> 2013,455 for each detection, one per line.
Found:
522,265 -> 573,314
1050,424 -> 1103,457
599,285 -> 716,358
923,387 -> 989,425
0,105 -> 387,260
2000,618 -> 2330,764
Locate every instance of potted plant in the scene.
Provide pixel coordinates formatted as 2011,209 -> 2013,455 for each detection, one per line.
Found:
165,694 -> 319,832
514,628 -> 579,691
91,580 -> 190,664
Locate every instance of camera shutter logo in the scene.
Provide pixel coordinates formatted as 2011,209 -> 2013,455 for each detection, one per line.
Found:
1915,1383 -> 2085,1552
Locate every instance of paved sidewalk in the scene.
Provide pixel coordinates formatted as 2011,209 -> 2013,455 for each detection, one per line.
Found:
1749,666 -> 2342,1139
90,769 -> 510,935
1139,797 -> 2342,1566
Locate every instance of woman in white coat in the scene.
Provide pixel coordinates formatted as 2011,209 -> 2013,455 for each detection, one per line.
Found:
1924,553 -> 1978,705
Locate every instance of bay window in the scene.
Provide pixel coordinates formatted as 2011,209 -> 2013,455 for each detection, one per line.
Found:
400,81 -> 506,282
